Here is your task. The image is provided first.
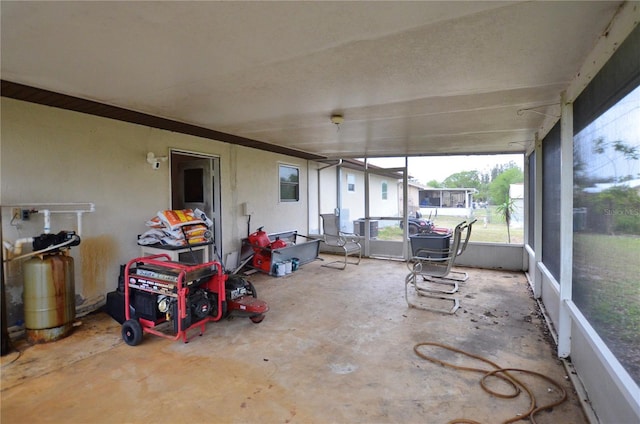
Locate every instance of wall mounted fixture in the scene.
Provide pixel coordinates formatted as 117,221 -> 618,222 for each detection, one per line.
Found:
146,152 -> 168,170
330,114 -> 344,131
516,103 -> 560,118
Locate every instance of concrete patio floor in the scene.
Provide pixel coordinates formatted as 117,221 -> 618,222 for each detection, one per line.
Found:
1,256 -> 588,424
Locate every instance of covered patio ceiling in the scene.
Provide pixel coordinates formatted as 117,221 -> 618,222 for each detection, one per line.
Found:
0,1 -> 623,159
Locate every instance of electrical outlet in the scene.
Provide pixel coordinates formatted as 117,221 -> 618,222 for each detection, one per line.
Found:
21,209 -> 31,220
12,208 -> 21,220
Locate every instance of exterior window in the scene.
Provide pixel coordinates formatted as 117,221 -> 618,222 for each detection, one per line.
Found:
347,173 -> 356,192
279,164 -> 299,202
381,181 -> 388,200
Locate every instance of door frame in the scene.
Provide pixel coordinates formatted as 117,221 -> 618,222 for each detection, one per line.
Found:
329,158 -> 409,259
363,158 -> 409,260
170,149 -> 222,261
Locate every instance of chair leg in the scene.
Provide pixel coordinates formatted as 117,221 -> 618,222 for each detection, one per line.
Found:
321,248 -> 361,270
321,257 -> 348,270
423,269 -> 469,283
347,248 -> 361,266
416,277 -> 458,294
405,273 -> 459,314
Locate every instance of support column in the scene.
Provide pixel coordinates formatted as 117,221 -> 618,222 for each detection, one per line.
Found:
534,133 -> 543,298
558,91 -> 574,358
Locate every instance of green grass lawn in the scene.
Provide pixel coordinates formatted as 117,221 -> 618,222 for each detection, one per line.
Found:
376,207 -> 523,244
573,232 -> 640,382
573,233 -> 640,339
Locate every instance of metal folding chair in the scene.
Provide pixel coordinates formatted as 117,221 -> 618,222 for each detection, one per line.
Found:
412,219 -> 476,284
319,213 -> 362,270
405,219 -> 475,314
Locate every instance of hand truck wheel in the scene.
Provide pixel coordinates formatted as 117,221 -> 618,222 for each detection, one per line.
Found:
249,314 -> 265,324
122,319 -> 143,346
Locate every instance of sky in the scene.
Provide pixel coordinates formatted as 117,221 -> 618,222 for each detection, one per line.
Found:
367,154 -> 524,185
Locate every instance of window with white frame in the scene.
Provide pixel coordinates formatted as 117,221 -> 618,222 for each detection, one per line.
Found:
381,181 -> 388,200
347,173 -> 356,192
279,164 -> 299,202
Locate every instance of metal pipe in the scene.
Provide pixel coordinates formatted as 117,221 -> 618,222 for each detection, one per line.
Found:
4,238 -> 34,256
317,159 -> 342,172
2,203 -> 94,236
77,212 -> 83,236
2,202 -> 95,212
3,234 -> 80,263
41,210 -> 51,234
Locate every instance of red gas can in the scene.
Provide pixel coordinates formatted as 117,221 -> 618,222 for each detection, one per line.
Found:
270,237 -> 287,250
248,227 -> 270,252
249,227 -> 274,272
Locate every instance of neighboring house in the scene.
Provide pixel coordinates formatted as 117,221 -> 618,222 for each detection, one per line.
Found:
398,180 -> 426,218
418,187 -> 478,218
509,183 -> 524,228
582,178 -> 640,194
317,159 -> 400,233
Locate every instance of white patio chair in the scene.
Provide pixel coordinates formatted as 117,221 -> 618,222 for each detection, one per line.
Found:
320,213 -> 362,270
405,219 -> 475,314
410,219 -> 476,284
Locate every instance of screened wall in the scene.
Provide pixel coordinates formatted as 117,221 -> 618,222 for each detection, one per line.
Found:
571,23 -> 640,386
541,122 -> 561,281
530,22 -> 639,423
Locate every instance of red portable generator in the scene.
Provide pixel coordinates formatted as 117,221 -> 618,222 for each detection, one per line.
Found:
121,254 -> 268,346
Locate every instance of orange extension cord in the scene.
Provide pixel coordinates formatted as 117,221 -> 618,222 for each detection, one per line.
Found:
413,342 -> 568,424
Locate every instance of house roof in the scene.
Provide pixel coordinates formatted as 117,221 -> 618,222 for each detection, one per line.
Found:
423,187 -> 479,193
0,1 -> 630,160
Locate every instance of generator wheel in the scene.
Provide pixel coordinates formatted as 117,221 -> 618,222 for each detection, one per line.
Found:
247,281 -> 258,298
250,314 -> 265,324
221,300 -> 228,318
122,319 -> 143,346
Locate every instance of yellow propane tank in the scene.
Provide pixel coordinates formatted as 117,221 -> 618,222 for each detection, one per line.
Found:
23,252 -> 76,343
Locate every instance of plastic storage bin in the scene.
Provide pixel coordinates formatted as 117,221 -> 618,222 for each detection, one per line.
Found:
409,232 -> 451,259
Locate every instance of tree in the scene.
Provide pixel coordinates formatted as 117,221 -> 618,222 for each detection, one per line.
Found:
442,170 -> 481,189
489,167 -> 523,205
426,179 -> 442,188
496,195 -> 517,243
593,137 -> 639,183
489,161 -> 520,181
592,186 -> 640,235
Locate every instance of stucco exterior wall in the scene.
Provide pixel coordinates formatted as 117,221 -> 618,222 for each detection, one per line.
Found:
0,98 -> 309,326
332,167 -> 400,233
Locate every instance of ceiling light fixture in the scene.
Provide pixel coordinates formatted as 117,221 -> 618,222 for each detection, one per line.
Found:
330,114 -> 344,132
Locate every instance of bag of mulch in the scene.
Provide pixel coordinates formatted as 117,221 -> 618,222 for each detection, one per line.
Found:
157,209 -> 205,231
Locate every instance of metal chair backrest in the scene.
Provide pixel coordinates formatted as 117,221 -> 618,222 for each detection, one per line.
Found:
320,213 -> 340,236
